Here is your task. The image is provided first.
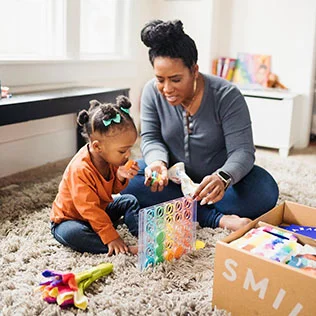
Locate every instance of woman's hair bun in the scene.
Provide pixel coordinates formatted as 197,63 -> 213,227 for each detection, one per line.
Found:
116,95 -> 132,110
141,20 -> 185,49
77,109 -> 89,126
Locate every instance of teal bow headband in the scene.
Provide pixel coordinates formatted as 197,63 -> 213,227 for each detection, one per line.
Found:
103,113 -> 121,126
120,107 -> 129,115
102,107 -> 130,127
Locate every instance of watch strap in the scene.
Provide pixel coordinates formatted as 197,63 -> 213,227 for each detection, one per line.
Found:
216,171 -> 231,190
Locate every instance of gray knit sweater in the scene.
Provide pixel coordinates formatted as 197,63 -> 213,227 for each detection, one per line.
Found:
140,73 -> 255,185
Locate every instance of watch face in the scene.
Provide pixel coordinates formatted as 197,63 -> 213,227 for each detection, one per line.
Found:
219,171 -> 231,181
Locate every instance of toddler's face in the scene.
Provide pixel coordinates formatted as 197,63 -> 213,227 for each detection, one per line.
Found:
98,129 -> 137,166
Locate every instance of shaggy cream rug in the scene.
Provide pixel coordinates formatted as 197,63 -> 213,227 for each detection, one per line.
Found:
0,145 -> 315,316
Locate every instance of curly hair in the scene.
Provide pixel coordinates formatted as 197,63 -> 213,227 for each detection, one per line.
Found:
140,19 -> 198,69
77,95 -> 136,142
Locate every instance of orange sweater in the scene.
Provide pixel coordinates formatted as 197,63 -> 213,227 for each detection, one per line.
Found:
51,144 -> 128,245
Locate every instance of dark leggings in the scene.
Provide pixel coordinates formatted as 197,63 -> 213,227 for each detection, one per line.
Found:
121,160 -> 279,228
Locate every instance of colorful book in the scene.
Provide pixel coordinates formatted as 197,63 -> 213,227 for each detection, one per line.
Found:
211,59 -> 218,75
216,57 -> 226,77
221,58 -> 236,81
232,53 -> 271,87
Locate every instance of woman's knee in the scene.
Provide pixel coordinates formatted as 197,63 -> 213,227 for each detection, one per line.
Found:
217,165 -> 279,218
253,165 -> 279,207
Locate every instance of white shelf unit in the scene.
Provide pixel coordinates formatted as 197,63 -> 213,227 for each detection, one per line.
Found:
241,89 -> 300,157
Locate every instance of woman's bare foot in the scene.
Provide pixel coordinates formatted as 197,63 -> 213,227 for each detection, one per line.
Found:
219,214 -> 252,231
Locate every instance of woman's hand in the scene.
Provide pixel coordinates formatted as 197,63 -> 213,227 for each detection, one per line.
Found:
107,237 -> 129,256
193,174 -> 226,205
117,161 -> 139,182
144,160 -> 168,192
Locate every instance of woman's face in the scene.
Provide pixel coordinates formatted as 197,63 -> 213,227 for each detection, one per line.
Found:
153,56 -> 198,106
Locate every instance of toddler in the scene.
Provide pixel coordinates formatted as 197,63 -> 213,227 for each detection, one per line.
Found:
51,96 -> 140,255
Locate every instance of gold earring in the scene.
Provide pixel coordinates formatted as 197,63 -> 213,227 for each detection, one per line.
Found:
193,78 -> 197,95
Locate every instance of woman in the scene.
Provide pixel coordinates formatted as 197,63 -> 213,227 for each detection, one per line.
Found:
122,19 -> 279,231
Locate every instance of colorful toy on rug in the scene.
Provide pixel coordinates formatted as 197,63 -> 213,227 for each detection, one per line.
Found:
195,239 -> 205,250
36,263 -> 113,310
138,196 -> 197,271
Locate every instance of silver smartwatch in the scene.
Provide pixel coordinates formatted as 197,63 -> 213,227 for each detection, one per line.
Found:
216,170 -> 231,190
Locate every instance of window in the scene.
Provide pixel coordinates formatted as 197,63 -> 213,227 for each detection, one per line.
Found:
0,0 -> 130,61
0,0 -> 65,60
80,0 -> 129,57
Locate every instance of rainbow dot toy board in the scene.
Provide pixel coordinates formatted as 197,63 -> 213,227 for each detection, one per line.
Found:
138,196 -> 197,271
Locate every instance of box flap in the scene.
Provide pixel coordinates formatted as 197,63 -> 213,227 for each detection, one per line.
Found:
284,201 -> 316,226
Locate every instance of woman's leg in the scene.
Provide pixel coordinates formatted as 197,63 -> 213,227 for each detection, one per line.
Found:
192,165 -> 278,230
122,159 -> 227,229
51,220 -> 108,254
214,165 -> 279,219
124,161 -> 278,229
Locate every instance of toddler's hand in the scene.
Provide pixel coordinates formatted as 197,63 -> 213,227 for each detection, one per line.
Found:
128,245 -> 138,255
107,237 -> 129,256
118,160 -> 139,180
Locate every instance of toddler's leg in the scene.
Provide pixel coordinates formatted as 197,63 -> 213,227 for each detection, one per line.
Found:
107,194 -> 140,237
51,220 -> 108,254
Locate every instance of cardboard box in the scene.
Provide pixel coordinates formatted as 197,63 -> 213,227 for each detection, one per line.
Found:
212,201 -> 316,316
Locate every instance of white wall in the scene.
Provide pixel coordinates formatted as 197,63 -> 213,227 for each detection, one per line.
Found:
151,0 -> 215,74
1,0 -> 316,177
214,0 -> 316,148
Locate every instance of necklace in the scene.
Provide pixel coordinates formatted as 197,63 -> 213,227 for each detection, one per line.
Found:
182,77 -> 198,135
182,78 -> 198,115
